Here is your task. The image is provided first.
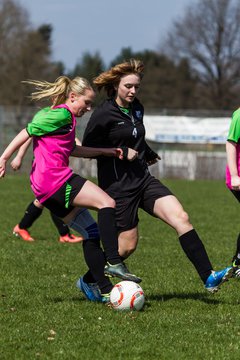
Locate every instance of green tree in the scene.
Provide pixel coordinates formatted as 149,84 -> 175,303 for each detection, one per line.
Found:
110,47 -> 136,66
162,0 -> 240,110
71,51 -> 105,79
70,52 -> 105,104
0,0 -> 62,109
0,0 -> 29,105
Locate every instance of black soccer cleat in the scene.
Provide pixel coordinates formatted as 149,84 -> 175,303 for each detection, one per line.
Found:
104,262 -> 142,283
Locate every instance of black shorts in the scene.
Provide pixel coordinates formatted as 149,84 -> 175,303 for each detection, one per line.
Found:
231,189 -> 240,202
42,174 -> 86,218
114,176 -> 173,232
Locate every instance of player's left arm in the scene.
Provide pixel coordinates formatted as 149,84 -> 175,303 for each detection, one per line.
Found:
144,142 -> 161,166
71,145 -> 124,159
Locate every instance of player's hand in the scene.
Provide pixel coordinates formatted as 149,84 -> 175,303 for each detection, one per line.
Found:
10,157 -> 22,170
102,148 -> 124,158
126,148 -> 138,161
0,158 -> 6,178
101,147 -> 138,161
147,155 -> 161,166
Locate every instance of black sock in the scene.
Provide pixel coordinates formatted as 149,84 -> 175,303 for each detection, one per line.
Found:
179,229 -> 212,283
82,238 -> 113,294
97,207 -> 121,264
237,233 -> 240,253
82,270 -> 96,284
19,202 -> 43,229
50,212 -> 69,236
233,233 -> 240,261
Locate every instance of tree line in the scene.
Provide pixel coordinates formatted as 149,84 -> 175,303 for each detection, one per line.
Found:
1,0 -> 240,111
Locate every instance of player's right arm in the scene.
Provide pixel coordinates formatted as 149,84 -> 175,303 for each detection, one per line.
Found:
226,140 -> 240,190
10,137 -> 32,170
226,110 -> 240,190
0,129 -> 30,178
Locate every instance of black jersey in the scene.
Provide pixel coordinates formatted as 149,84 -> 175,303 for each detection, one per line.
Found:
83,98 -> 158,197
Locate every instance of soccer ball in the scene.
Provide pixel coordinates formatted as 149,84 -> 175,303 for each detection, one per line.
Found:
110,281 -> 145,311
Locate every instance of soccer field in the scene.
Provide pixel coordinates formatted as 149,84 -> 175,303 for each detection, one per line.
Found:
1,175 -> 239,360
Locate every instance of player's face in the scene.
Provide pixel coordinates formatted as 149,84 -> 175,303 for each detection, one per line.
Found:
71,89 -> 95,117
115,74 -> 141,108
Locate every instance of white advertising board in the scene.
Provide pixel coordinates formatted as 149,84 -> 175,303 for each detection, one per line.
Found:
144,115 -> 231,144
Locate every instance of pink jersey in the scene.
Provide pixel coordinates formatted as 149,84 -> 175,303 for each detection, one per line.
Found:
29,104 -> 76,202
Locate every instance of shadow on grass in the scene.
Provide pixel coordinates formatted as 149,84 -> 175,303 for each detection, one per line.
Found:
49,296 -> 87,303
50,293 -> 223,307
146,292 -> 222,305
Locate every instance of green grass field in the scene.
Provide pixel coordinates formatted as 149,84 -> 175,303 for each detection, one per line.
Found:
1,175 -> 240,360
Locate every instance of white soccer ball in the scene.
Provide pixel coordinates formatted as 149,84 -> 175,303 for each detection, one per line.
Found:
110,281 -> 145,311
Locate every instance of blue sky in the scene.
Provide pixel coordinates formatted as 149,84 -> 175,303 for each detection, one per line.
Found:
20,0 -> 195,71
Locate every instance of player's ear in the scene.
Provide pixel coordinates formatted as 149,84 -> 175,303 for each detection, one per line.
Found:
113,81 -> 119,91
69,92 -> 76,103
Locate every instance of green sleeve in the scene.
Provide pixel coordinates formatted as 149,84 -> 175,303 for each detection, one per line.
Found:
227,109 -> 240,143
27,107 -> 72,136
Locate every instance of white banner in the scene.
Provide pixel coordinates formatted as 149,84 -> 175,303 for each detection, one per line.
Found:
144,115 -> 231,144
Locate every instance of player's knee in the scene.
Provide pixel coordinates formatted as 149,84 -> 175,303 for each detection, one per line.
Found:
119,242 -> 137,259
175,210 -> 192,235
120,247 -> 136,259
33,199 -> 44,209
178,210 -> 190,225
172,210 -> 191,235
